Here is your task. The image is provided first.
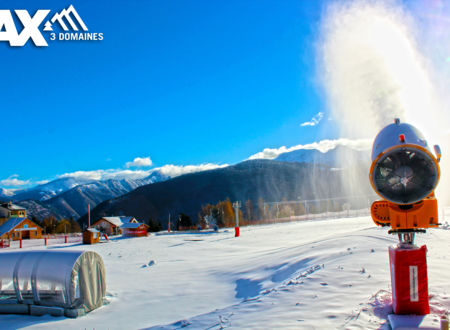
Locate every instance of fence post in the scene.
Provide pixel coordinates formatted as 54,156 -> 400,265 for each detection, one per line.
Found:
65,235 -> 68,244
20,238 -> 22,249
44,237 -> 47,246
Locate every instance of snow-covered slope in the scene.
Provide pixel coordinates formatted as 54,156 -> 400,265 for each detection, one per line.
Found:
1,216 -> 449,329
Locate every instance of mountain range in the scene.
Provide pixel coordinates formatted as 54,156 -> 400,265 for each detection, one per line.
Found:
80,157 -> 373,228
1,145 -> 371,222
3,172 -> 168,220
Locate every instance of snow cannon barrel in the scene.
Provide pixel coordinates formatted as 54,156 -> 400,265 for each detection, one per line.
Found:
369,119 -> 441,232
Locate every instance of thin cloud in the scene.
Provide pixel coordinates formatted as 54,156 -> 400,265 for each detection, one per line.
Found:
248,138 -> 372,160
36,180 -> 50,185
57,163 -> 229,182
0,174 -> 31,187
155,163 -> 229,177
125,157 -> 153,168
300,112 -> 324,127
58,169 -> 152,181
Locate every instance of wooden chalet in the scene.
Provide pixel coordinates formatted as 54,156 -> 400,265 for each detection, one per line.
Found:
0,202 -> 27,225
0,217 -> 42,241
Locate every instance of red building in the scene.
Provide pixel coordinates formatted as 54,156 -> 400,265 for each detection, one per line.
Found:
92,216 -> 138,236
121,222 -> 149,237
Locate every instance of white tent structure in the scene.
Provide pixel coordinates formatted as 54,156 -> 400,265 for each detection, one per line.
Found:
0,250 -> 106,317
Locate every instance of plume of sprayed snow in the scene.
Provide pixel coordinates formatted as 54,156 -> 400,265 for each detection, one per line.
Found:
300,112 -> 324,127
248,138 -> 371,160
319,0 -> 450,205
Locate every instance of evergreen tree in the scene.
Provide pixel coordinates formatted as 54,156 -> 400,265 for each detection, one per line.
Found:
211,207 -> 224,228
31,215 -> 42,227
69,217 -> 82,233
147,217 -> 162,232
177,213 -> 192,230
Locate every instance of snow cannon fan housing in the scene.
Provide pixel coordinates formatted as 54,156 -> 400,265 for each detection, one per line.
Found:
369,119 -> 441,232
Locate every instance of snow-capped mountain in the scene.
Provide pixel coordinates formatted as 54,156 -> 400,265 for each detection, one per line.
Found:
10,177 -> 94,202
15,171 -> 169,220
0,188 -> 15,200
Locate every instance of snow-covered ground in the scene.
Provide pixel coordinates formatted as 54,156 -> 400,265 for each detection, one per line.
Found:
1,216 -> 450,329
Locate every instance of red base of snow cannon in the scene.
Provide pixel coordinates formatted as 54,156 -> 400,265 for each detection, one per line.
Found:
389,244 -> 429,315
235,226 -> 239,237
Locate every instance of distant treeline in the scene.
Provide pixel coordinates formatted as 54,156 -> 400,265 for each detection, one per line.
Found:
32,216 -> 81,234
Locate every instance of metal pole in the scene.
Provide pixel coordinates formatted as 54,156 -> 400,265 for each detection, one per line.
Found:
88,203 -> 91,228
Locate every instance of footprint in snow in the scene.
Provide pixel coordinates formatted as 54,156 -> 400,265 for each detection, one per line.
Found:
141,260 -> 155,268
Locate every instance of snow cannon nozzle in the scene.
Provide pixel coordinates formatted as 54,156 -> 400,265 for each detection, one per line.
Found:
369,121 -> 441,244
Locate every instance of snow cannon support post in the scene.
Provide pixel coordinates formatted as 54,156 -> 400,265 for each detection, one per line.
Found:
441,315 -> 449,330
233,201 -> 241,237
369,119 -> 442,316
389,244 -> 429,315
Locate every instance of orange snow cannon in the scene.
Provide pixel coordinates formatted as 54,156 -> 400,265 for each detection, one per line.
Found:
369,119 -> 441,243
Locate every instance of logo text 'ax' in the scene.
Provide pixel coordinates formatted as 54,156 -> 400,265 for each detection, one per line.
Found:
0,5 -> 103,47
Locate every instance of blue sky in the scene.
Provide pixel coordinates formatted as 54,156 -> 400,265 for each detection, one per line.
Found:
1,0 -> 441,189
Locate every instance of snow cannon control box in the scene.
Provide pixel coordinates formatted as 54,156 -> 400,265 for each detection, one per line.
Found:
389,245 -> 429,315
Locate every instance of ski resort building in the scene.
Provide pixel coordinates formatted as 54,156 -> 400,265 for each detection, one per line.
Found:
92,216 -> 138,235
121,222 -> 149,237
0,202 -> 27,225
0,217 -> 42,241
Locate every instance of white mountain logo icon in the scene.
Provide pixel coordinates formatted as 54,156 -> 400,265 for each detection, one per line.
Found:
44,5 -> 88,32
